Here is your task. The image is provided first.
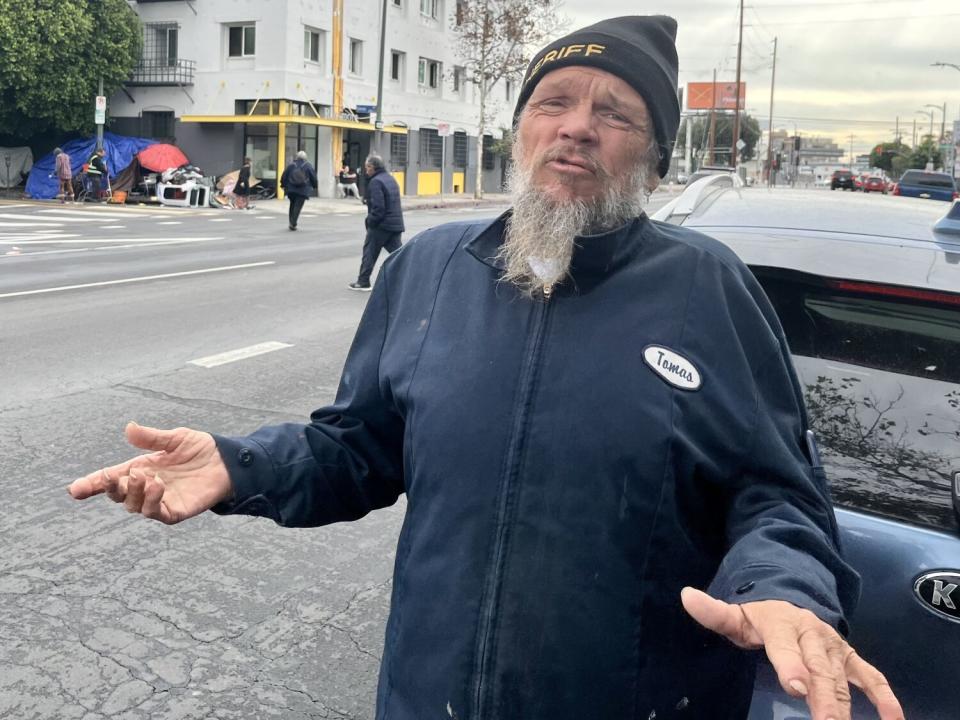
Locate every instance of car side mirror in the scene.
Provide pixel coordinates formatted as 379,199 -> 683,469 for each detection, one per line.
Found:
953,471 -> 960,528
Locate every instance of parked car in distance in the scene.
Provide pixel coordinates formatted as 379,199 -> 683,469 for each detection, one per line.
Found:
862,175 -> 887,194
893,169 -> 958,201
830,169 -> 855,190
654,178 -> 960,720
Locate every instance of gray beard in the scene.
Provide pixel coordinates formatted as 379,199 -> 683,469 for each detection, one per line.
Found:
498,145 -> 651,297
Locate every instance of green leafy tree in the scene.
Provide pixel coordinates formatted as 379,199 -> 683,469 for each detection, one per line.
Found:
868,141 -> 909,173
0,0 -> 141,139
909,136 -> 943,170
674,112 -> 762,165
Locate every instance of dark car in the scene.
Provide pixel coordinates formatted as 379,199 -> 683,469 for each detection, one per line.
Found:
893,169 -> 958,202
830,169 -> 855,190
654,178 -> 960,719
862,175 -> 887,194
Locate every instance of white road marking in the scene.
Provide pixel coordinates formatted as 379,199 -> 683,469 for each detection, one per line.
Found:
102,225 -> 126,229
0,212 -> 96,222
208,218 -> 232,222
156,221 -> 182,225
0,234 -> 80,242
34,210 -> 122,221
0,261 -> 274,299
0,236 -> 222,245
0,221 -> 64,227
188,341 -> 294,368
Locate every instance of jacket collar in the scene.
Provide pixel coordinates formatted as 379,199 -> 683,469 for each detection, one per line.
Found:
465,209 -> 647,282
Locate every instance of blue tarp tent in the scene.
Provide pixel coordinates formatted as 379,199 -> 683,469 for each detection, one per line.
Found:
25,132 -> 157,199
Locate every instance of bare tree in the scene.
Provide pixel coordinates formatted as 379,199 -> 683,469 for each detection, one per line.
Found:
452,0 -> 566,198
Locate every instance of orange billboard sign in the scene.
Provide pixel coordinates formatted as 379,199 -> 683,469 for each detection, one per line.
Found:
686,82 -> 746,111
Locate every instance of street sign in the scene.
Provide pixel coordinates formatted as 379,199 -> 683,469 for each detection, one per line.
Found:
736,138 -> 746,151
94,95 -> 106,125
437,122 -> 452,137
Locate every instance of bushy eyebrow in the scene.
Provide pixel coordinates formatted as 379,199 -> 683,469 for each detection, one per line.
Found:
531,77 -> 648,118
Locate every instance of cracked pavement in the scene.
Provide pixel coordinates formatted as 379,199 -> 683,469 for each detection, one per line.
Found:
0,206 -> 492,719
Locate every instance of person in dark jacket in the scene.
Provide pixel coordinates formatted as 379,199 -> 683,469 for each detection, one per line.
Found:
86,147 -> 107,202
279,150 -> 318,230
348,154 -> 404,291
68,15 -> 903,720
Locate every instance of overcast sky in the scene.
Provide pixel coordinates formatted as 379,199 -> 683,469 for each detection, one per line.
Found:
559,0 -> 960,159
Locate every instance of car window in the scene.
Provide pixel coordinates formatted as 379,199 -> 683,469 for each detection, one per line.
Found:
901,171 -> 955,189
754,268 -> 960,533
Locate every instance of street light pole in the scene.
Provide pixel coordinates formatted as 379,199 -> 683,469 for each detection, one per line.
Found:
373,0 -> 388,152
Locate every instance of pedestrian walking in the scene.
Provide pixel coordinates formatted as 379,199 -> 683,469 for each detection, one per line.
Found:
68,15 -> 902,720
234,157 -> 252,210
337,164 -> 361,199
53,148 -> 73,203
279,150 -> 318,230
86,147 -> 107,202
348,154 -> 404,291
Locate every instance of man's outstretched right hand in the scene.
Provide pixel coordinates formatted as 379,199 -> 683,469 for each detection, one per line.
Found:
67,422 -> 233,524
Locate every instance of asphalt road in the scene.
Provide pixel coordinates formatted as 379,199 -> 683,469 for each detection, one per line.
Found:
1,192 -> 677,720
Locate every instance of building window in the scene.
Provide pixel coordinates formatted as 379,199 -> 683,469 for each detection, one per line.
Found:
392,0 -> 403,6
390,133 -> 408,167
142,110 -> 175,139
505,79 -> 513,102
145,23 -> 179,67
455,0 -> 466,25
482,134 -> 495,170
304,29 -> 321,63
453,131 -> 468,168
349,38 -> 363,75
420,0 -> 440,19
452,65 -> 464,93
419,128 -> 442,168
418,57 -> 441,88
228,25 -> 255,57
390,50 -> 404,82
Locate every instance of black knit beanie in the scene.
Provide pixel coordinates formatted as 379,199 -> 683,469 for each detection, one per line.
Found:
514,15 -> 680,178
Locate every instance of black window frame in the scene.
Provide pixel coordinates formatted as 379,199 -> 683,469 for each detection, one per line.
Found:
419,128 -> 442,168
452,131 -> 468,168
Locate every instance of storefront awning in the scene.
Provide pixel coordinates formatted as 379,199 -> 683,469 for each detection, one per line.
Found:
180,114 -> 407,134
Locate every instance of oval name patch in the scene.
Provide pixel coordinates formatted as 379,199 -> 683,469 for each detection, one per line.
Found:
642,345 -> 702,391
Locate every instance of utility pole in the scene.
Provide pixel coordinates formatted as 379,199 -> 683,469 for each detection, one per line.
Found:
912,118 -> 917,148
374,0 -> 388,152
731,0 -> 744,169
848,134 -> 855,167
708,69 -> 717,165
96,77 -> 105,150
765,37 -> 777,186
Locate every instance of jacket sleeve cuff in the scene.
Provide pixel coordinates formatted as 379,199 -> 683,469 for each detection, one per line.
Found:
708,558 -> 850,636
209,434 -> 281,522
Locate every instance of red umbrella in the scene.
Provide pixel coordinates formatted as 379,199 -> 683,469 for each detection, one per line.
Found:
137,143 -> 189,172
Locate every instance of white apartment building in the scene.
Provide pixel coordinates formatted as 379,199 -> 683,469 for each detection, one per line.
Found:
113,0 -> 516,197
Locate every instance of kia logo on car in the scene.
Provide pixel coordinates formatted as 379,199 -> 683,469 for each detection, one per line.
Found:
914,572 -> 960,623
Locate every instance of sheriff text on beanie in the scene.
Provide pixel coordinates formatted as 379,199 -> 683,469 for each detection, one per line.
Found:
513,15 -> 681,178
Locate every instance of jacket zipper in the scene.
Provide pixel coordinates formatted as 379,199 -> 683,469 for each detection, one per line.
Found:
471,290 -> 553,718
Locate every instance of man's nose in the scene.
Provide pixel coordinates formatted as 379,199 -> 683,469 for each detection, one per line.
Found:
557,102 -> 599,145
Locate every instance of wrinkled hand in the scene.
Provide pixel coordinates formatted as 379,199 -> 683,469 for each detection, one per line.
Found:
681,587 -> 904,720
67,422 -> 232,524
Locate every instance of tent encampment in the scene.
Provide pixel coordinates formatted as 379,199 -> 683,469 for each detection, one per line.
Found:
25,132 -> 157,200
0,146 -> 33,188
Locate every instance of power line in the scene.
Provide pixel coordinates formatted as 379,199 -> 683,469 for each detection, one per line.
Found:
753,12 -> 960,27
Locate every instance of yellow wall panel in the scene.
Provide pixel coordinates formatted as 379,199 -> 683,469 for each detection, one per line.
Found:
417,171 -> 441,195
391,171 -> 405,194
452,172 -> 465,194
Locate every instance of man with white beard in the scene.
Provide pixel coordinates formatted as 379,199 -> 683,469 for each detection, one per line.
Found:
68,15 -> 903,720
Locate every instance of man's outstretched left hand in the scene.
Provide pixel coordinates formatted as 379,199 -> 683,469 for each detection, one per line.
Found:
680,587 -> 904,720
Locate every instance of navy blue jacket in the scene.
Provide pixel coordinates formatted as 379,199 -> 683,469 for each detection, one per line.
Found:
280,158 -> 317,198
213,213 -> 859,720
365,168 -> 404,232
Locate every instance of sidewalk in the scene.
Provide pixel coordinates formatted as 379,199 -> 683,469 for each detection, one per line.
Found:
252,192 -> 512,216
